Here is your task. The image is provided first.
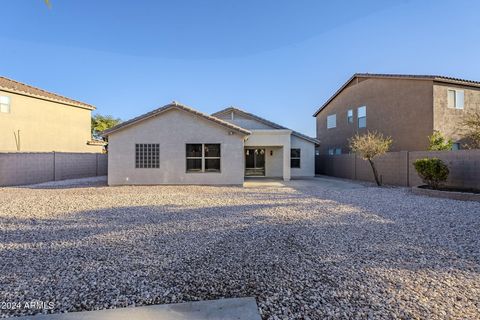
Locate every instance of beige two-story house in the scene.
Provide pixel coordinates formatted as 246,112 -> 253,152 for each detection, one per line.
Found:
314,73 -> 480,154
0,76 -> 103,152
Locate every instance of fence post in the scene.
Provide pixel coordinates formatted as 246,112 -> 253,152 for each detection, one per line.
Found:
53,151 -> 56,181
406,151 -> 410,187
354,154 -> 357,180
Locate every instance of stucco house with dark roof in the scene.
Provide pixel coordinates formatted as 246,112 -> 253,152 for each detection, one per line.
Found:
102,102 -> 318,185
314,73 -> 480,154
0,76 -> 104,152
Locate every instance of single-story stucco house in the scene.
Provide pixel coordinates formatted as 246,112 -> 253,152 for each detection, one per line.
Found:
102,102 -> 318,185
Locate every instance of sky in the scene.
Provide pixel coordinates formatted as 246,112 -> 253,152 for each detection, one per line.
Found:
1,0 -> 480,137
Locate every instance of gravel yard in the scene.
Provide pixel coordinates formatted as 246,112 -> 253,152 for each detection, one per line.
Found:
1,177 -> 479,319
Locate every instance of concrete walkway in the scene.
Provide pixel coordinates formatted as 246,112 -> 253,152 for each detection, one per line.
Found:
17,298 -> 261,320
244,176 -> 365,190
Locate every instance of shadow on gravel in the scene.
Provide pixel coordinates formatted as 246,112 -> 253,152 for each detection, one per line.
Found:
1,184 -> 479,319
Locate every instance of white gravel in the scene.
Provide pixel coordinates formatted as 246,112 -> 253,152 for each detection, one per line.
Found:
1,178 -> 479,319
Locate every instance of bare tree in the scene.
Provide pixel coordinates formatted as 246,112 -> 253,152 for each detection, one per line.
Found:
349,131 -> 392,186
461,111 -> 480,149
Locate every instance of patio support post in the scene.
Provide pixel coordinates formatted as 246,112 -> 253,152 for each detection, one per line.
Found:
283,142 -> 291,181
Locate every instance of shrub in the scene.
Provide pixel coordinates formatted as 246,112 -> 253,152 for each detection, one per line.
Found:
428,131 -> 453,151
413,158 -> 449,189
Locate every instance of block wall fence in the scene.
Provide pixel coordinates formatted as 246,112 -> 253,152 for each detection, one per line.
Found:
316,150 -> 480,189
0,152 -> 107,187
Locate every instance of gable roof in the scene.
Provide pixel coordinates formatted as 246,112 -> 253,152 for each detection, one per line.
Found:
212,107 -> 319,145
101,102 -> 251,137
313,73 -> 480,117
0,76 -> 95,110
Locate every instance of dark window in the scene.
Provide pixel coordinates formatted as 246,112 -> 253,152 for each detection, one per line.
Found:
186,144 -> 202,157
290,148 -> 301,168
186,159 -> 202,171
135,144 -> 159,168
205,159 -> 220,171
204,144 -> 220,172
186,143 -> 221,172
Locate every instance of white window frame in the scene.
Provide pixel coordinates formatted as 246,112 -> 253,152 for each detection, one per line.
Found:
186,143 -> 221,173
448,89 -> 464,109
358,106 -> 366,128
327,114 -> 336,129
0,96 -> 10,113
347,109 -> 353,124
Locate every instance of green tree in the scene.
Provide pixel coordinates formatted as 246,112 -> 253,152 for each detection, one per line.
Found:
91,114 -> 122,139
461,111 -> 480,149
349,131 -> 392,186
428,131 -> 453,151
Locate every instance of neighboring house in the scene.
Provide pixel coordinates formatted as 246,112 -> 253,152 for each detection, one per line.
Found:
102,102 -> 318,185
314,73 -> 480,154
0,76 -> 104,152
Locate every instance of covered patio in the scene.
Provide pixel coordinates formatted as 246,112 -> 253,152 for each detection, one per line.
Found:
244,129 -> 291,181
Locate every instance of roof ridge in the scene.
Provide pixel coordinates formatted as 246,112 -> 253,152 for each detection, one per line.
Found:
313,73 -> 480,116
0,76 -> 94,109
102,102 -> 251,136
212,106 -> 319,144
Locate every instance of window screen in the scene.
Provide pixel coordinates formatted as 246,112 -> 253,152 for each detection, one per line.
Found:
358,106 -> 366,128
135,144 -> 159,168
0,96 -> 10,113
290,148 -> 301,168
455,90 -> 464,109
347,109 -> 353,124
448,90 -> 464,109
327,114 -> 336,129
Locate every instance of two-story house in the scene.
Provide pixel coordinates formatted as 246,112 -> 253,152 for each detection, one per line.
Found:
0,76 -> 104,152
314,73 -> 480,154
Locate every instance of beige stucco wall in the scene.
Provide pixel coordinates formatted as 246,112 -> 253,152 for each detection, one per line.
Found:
215,111 -> 274,129
107,108 -> 247,185
0,90 -> 101,152
316,78 -> 434,153
433,83 -> 480,144
291,135 -> 315,177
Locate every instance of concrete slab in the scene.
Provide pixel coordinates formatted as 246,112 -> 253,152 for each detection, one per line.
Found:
244,178 -> 285,188
16,298 -> 261,320
244,176 -> 365,190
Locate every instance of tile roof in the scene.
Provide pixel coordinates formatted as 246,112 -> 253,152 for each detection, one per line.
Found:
313,73 -> 480,116
0,76 -> 95,110
101,102 -> 252,136
212,107 -> 319,145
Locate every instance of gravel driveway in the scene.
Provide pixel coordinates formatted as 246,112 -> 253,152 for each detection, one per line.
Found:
1,177 -> 479,319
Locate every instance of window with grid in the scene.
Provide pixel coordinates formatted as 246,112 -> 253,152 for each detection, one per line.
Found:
135,144 -> 159,168
186,144 -> 221,172
290,148 -> 301,168
0,96 -> 10,113
358,106 -> 366,128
